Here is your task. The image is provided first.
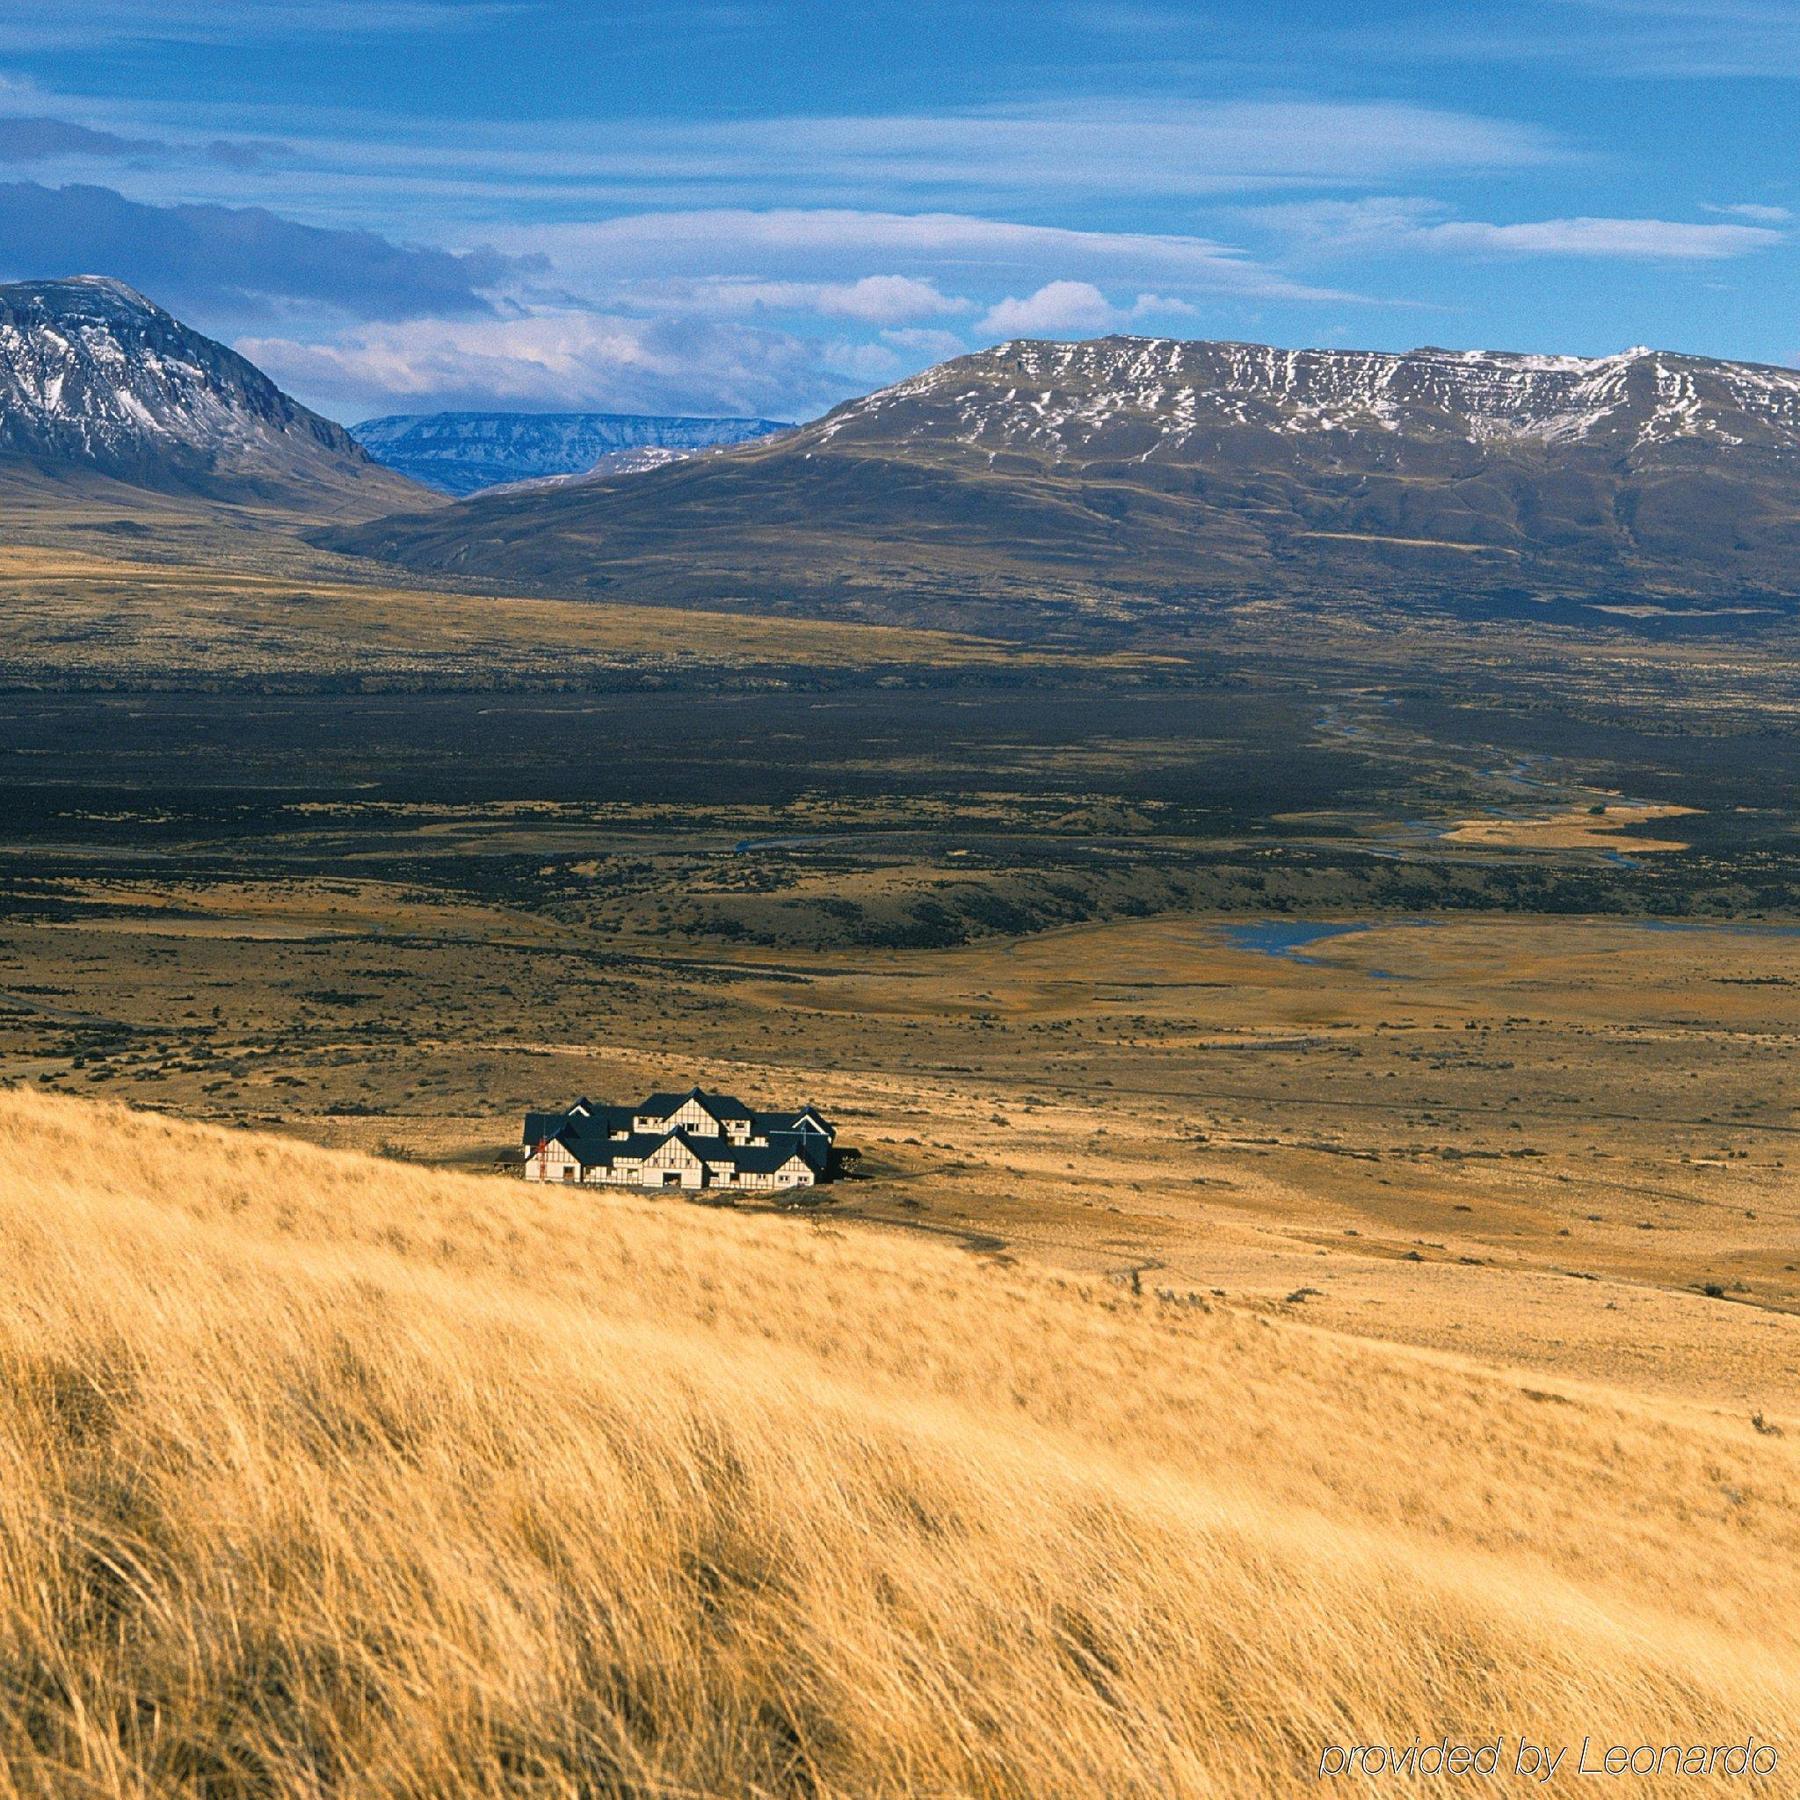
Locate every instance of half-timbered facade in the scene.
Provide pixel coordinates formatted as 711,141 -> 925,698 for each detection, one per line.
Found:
521,1087 -> 834,1194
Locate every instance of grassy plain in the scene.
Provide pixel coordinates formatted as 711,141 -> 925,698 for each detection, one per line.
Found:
3,531 -> 1798,1792
5,887 -> 1796,1414
0,544 -> 1050,687
3,1087 -> 1797,1796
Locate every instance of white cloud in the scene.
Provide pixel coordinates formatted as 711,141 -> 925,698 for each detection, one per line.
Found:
1434,216 -> 1782,257
816,274 -> 971,323
240,309 -> 841,421
880,326 -> 969,360
1249,196 -> 1783,260
511,208 -> 1352,304
1129,292 -> 1201,318
604,271 -> 972,325
976,282 -> 1210,339
981,281 -> 1120,336
821,338 -> 905,382
1701,202 -> 1795,223
160,97 -> 1554,226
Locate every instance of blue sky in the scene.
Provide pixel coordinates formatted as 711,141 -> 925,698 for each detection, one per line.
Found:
0,0 -> 1794,422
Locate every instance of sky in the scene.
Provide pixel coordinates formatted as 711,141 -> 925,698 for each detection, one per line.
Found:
0,0 -> 1794,424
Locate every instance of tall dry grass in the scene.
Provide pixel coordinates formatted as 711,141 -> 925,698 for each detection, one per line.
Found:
0,1087 -> 1795,1797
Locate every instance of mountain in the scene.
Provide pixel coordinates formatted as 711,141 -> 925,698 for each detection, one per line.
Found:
348,410 -> 793,495
324,336 -> 1800,637
0,276 -> 428,515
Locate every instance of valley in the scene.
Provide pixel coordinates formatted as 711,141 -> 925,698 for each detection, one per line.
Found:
3,277 -> 1799,1793
322,337 -> 1800,636
3,644 -> 1795,1419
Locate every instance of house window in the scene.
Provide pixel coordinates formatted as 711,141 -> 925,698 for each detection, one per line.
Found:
562,1168 -> 575,1182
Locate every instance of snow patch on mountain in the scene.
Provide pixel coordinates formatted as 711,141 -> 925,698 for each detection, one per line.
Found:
0,275 -> 407,507
814,336 -> 1800,464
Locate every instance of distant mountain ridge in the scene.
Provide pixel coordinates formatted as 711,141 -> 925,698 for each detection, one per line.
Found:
349,411 -> 793,495
0,276 -> 425,513
815,337 -> 1800,459
325,335 -> 1800,637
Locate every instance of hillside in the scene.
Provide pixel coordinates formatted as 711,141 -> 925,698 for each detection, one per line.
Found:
350,409 -> 793,495
323,335 -> 1800,637
0,277 -> 429,516
2,1087 -> 1795,1796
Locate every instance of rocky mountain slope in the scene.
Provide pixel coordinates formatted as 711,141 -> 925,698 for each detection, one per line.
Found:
349,410 -> 792,495
814,336 -> 1800,460
325,336 -> 1800,636
0,277 -> 428,515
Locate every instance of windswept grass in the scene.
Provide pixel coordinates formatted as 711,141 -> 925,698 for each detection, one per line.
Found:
1,1088 -> 1795,1796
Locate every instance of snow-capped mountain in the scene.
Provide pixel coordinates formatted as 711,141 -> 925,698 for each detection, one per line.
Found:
0,276 -> 423,511
817,338 -> 1800,463
326,334 -> 1800,634
349,411 -> 793,495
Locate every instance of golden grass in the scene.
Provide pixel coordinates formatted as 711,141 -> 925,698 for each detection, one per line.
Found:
0,543 -> 1118,679
2,1088 -> 1796,1797
1440,803 -> 1698,852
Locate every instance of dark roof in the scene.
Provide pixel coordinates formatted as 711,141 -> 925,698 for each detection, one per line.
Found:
752,1109 -> 834,1140
730,1139 -> 821,1175
523,1092 -> 832,1170
638,1085 -> 752,1122
557,1125 -> 742,1170
523,1103 -> 633,1146
767,1128 -> 830,1172
522,1110 -> 568,1146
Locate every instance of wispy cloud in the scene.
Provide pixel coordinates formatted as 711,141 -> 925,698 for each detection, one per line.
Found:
0,1 -> 521,51
1436,216 -> 1781,257
0,112 -> 295,173
0,116 -> 161,161
1357,0 -> 1800,78
587,100 -> 1559,202
14,96 -> 1561,219
512,208 -> 1354,305
1702,201 -> 1794,223
1249,197 -> 1784,261
605,273 -> 973,326
0,180 -> 527,321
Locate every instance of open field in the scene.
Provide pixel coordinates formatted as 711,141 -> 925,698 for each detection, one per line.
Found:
2,662 -> 1797,1419
0,544 -> 1059,688
3,1086 -> 1797,1796
3,538 -> 1798,1791
5,888 -> 1797,1415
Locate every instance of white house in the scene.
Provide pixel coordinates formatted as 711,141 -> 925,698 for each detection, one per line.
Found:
521,1086 -> 835,1194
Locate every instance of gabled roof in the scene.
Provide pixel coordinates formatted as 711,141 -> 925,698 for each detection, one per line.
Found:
752,1108 -> 835,1141
522,1091 -> 833,1176
522,1110 -> 569,1147
638,1085 -> 752,1122
557,1126 -> 728,1170
730,1140 -> 819,1175
646,1128 -> 709,1163
523,1104 -> 633,1147
763,1128 -> 830,1172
